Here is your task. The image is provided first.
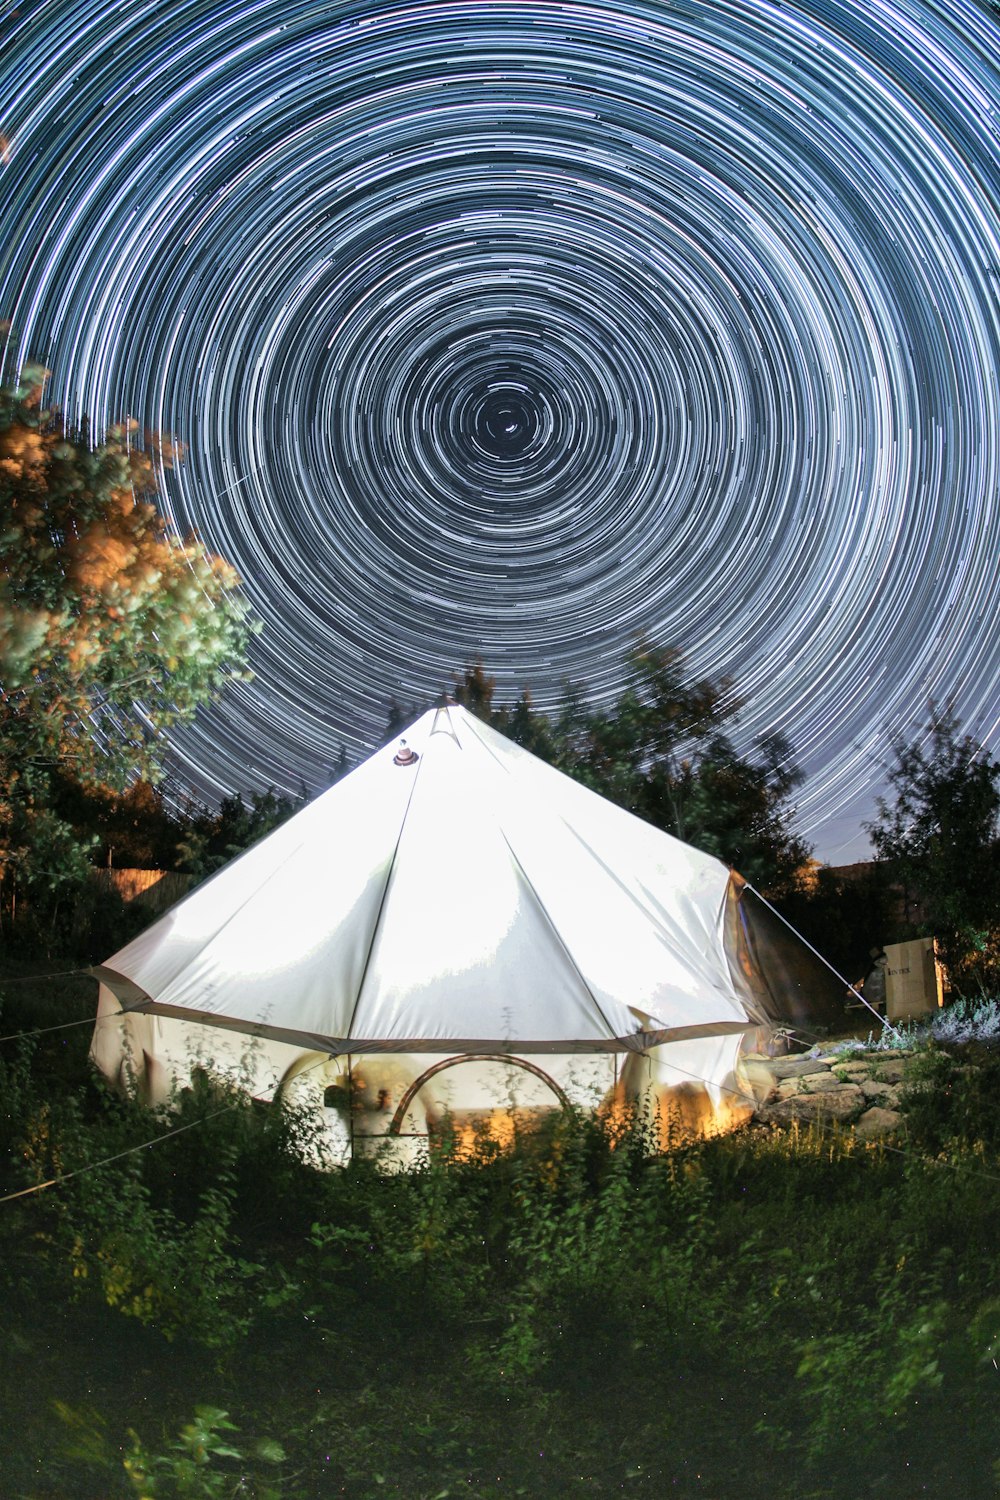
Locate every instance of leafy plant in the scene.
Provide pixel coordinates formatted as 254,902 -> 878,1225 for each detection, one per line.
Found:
123,1406 -> 285,1499
795,1254 -> 948,1460
5,995 -> 1000,1498
864,706 -> 1000,993
829,995 -> 1000,1053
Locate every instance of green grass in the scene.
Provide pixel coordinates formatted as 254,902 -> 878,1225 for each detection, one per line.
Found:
1,973 -> 999,1498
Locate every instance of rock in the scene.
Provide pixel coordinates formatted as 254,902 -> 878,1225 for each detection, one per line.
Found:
767,1056 -> 831,1080
760,1084 -> 865,1124
860,1078 -> 902,1106
833,1059 -> 874,1075
869,1057 -> 909,1084
777,1071 -> 847,1096
855,1106 -> 904,1140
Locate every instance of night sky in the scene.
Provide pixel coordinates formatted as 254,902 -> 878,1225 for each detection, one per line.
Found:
2,0 -> 998,864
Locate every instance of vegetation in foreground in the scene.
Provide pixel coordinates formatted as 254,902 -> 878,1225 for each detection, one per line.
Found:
1,973 -> 999,1499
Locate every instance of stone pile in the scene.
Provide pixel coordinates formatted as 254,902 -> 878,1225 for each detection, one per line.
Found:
739,1049 -> 920,1139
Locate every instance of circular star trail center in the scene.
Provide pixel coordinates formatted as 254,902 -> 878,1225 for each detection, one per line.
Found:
1,0 -> 998,857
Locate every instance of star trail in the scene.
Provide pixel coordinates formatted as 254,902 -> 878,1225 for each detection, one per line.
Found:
2,0 -> 998,860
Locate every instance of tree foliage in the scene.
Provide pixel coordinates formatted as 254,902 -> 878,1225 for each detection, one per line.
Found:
775,863 -> 902,989
0,362 -> 257,939
48,772 -> 184,870
0,364 -> 255,787
864,706 -> 1000,990
176,788 -> 306,880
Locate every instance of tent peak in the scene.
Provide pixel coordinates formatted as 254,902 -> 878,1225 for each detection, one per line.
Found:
428,700 -> 462,744
392,741 -> 419,767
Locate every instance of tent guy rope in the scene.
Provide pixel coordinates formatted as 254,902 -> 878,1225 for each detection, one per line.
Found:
0,1009 -> 127,1045
0,1103 -> 235,1206
743,882 -> 902,1039
0,1051 -> 339,1207
0,968 -> 94,986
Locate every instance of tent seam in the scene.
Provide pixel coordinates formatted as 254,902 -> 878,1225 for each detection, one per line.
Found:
496,827 -> 626,1044
462,711 -> 737,1019
101,838 -> 312,1011
343,745 -> 427,1041
461,713 -> 729,954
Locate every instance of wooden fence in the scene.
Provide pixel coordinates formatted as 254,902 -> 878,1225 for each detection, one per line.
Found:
90,868 -> 192,915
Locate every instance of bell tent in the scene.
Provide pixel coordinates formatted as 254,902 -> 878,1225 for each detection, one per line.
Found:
90,704 -> 840,1160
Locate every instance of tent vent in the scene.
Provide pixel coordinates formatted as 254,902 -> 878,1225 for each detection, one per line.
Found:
393,741 -> 419,767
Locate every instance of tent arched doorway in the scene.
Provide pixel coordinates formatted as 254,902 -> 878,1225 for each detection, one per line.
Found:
388,1054 -> 572,1147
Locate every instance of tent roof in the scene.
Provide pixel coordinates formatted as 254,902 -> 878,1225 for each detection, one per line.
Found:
96,705 -> 758,1054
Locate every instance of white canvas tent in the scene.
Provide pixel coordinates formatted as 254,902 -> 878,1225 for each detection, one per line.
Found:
91,704 -> 830,1160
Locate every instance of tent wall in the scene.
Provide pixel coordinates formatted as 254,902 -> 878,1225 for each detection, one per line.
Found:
88,705 -> 838,1162
724,878 -> 846,1038
92,998 -> 754,1164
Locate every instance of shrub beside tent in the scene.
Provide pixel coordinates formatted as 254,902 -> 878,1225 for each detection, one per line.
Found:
90,705 -> 844,1162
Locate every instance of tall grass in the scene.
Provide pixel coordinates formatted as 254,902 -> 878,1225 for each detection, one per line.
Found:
1,990 -> 999,1497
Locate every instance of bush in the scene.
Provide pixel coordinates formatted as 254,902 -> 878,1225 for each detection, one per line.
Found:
2,991 -> 1000,1498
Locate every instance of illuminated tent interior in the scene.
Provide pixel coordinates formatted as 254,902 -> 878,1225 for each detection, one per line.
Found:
90,704 -> 842,1163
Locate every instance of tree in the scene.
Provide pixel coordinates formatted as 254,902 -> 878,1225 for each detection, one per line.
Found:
679,729 -> 811,894
0,363 -> 257,941
48,771 -> 184,869
0,365 -> 255,786
383,696 -> 424,741
450,661 -> 560,760
549,645 -> 732,825
775,863 -> 901,990
329,744 -> 351,784
450,661 -> 496,721
492,688 -> 561,761
864,706 -> 1000,991
175,788 -> 305,881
